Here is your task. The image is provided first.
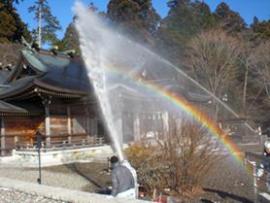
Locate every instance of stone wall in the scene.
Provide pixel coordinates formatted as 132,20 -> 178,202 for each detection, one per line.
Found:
12,145 -> 114,167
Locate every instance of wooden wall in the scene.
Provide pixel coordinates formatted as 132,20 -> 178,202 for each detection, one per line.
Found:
2,116 -> 43,154
70,103 -> 99,136
48,104 -> 68,135
0,101 -> 104,155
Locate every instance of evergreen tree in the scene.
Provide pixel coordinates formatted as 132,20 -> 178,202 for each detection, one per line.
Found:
56,23 -> 80,54
57,3 -> 100,54
107,0 -> 160,43
155,0 -> 215,67
251,18 -> 270,39
0,0 -> 23,9
0,0 -> 31,43
29,0 -> 61,47
167,0 -> 178,8
0,2 -> 16,43
89,2 -> 97,12
214,2 -> 246,33
252,16 -> 259,28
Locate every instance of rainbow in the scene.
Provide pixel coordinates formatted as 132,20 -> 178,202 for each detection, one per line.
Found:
139,79 -> 245,164
106,67 -> 245,164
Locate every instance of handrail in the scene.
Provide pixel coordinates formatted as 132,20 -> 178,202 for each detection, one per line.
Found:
0,134 -> 105,155
15,137 -> 105,152
0,133 -> 95,138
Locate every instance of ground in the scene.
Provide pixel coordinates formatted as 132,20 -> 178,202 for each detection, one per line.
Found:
0,156 -> 257,203
0,162 -> 111,193
202,156 -> 254,203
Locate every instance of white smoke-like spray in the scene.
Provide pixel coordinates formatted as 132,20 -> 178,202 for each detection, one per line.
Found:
73,1 -> 256,161
74,2 -> 125,160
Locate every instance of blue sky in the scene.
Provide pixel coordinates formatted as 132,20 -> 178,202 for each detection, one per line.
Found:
16,0 -> 270,39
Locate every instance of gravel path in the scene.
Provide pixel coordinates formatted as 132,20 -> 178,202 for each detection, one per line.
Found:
0,162 -> 110,193
0,166 -> 91,192
0,187 -> 68,203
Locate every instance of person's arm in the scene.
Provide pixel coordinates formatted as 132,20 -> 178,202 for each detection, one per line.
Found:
257,162 -> 264,177
257,158 -> 269,177
111,170 -> 119,196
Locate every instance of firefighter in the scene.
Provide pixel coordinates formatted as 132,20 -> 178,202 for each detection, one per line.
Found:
110,156 -> 137,198
257,140 -> 270,191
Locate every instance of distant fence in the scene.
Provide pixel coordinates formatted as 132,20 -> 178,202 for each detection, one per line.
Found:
16,135 -> 105,152
0,134 -> 105,156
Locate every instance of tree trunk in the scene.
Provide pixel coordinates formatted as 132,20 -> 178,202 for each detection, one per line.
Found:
242,65 -> 249,116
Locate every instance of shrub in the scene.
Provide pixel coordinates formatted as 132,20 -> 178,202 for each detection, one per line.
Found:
125,119 -> 221,199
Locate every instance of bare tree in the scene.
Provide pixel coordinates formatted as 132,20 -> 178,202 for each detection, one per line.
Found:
250,41 -> 270,101
235,42 -> 267,123
239,43 -> 252,114
185,29 -> 242,120
244,41 -> 270,124
125,119 -> 221,200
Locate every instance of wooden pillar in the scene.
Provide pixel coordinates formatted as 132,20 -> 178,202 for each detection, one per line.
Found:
133,114 -> 140,141
116,114 -> 123,146
1,117 -> 5,156
162,111 -> 169,137
86,114 -> 91,137
45,104 -> 51,146
92,118 -> 98,138
42,97 -> 51,147
86,107 -> 90,136
67,105 -> 72,143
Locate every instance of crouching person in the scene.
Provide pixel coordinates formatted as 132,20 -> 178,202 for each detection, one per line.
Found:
257,141 -> 270,192
110,156 -> 137,199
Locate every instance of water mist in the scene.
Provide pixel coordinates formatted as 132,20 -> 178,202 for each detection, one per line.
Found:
74,2 -> 257,160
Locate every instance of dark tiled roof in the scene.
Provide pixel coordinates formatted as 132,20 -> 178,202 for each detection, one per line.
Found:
0,48 -> 92,113
0,49 -> 91,100
0,70 -> 12,84
0,100 -> 27,114
0,76 -> 35,98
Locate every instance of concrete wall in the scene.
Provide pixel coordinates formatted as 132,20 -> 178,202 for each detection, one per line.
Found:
12,145 -> 114,167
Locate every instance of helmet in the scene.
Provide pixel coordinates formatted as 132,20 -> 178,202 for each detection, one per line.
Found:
264,141 -> 270,150
110,155 -> 119,164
